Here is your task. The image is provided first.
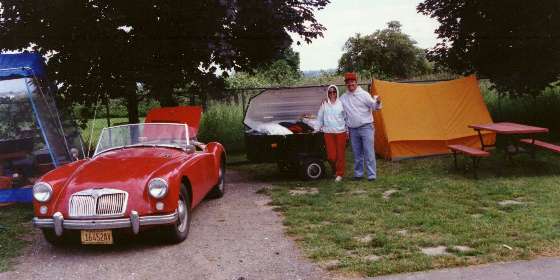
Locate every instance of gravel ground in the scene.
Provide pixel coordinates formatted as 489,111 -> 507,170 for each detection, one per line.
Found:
0,170 -> 336,280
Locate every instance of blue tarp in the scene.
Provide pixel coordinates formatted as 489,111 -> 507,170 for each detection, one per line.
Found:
0,52 -> 47,80
0,188 -> 33,203
0,52 -> 48,204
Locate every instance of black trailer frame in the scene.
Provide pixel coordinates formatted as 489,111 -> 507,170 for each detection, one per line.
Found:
243,86 -> 330,180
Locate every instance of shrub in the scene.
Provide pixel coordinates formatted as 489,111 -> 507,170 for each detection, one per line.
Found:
198,101 -> 245,153
482,81 -> 560,140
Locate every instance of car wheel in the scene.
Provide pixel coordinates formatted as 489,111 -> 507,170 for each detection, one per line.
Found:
206,159 -> 225,199
163,184 -> 191,244
41,229 -> 68,246
299,158 -> 325,180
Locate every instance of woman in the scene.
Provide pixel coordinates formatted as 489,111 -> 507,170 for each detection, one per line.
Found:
317,85 -> 347,182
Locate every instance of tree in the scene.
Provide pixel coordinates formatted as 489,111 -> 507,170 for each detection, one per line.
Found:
417,0 -> 560,97
338,21 -> 431,79
0,0 -> 329,123
260,48 -> 302,85
226,47 -> 302,88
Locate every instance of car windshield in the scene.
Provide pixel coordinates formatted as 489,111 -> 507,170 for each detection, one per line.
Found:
94,123 -> 189,156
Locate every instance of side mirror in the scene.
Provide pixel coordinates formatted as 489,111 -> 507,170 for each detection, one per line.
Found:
70,148 -> 81,161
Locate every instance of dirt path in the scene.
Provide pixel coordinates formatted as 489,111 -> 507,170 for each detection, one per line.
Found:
0,170 -> 333,280
370,257 -> 560,280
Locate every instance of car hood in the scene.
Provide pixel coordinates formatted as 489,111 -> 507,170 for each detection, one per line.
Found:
52,147 -> 187,215
67,147 -> 185,190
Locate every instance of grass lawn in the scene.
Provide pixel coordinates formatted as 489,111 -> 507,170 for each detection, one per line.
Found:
0,204 -> 33,272
232,149 -> 560,277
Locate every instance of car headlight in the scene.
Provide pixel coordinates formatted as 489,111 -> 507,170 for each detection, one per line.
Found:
148,178 -> 168,199
33,182 -> 53,202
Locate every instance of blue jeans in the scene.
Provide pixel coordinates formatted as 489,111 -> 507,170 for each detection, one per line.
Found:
348,123 -> 376,179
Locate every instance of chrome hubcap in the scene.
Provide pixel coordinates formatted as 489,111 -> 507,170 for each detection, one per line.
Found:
177,198 -> 187,232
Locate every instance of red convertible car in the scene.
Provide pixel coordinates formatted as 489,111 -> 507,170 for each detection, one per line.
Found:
32,106 -> 226,245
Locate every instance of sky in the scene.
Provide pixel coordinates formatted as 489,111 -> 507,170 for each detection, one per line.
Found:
291,0 -> 440,71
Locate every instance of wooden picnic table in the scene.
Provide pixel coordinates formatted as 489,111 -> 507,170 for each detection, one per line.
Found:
449,122 -> 556,177
469,122 -> 548,135
468,122 -> 550,160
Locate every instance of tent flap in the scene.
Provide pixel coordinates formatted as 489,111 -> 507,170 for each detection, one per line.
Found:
373,75 -> 495,160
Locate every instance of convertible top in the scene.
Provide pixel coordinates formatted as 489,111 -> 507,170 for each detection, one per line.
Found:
145,106 -> 202,138
0,52 -> 47,80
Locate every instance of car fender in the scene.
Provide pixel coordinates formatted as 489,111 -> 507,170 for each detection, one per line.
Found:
32,159 -> 88,217
151,152 -> 215,211
204,142 -> 226,176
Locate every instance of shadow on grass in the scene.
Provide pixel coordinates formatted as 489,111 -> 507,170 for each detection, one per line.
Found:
232,149 -> 560,185
447,150 -> 560,180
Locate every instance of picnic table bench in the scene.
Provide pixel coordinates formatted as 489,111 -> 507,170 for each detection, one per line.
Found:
448,144 -> 490,178
519,138 -> 560,155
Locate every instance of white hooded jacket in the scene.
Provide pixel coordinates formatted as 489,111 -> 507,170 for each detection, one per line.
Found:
317,85 -> 347,133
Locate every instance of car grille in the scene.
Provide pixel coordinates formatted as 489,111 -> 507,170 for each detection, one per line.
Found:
69,189 -> 128,218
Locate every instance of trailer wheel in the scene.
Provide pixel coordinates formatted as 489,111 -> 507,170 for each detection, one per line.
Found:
299,158 -> 325,180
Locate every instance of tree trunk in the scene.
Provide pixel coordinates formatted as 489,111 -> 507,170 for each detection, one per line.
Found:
201,90 -> 208,111
126,86 -> 140,124
531,93 -> 538,125
190,92 -> 196,105
155,84 -> 178,107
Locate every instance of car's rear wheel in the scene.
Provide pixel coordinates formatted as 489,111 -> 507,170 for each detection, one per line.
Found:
206,159 -> 225,199
163,184 -> 191,244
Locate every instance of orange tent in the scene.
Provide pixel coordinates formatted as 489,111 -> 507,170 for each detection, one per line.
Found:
371,75 -> 495,160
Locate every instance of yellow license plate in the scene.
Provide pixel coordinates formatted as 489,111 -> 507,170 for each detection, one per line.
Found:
80,230 -> 113,245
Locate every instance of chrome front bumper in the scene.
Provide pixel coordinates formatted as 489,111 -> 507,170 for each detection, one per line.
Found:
32,211 -> 178,236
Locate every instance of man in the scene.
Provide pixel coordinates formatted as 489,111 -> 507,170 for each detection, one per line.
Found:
339,72 -> 382,181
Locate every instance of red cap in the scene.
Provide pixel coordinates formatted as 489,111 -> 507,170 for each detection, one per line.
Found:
344,72 -> 357,82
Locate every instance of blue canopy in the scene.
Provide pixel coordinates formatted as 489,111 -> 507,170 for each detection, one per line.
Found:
0,52 -> 47,80
0,52 -> 53,204
0,188 -> 32,203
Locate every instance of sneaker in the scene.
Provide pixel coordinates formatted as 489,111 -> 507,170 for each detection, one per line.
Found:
335,176 -> 343,182
351,177 -> 362,181
368,178 -> 376,182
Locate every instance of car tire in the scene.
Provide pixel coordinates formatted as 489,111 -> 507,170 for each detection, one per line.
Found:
299,158 -> 325,180
163,184 -> 191,244
206,159 -> 225,199
41,229 -> 67,246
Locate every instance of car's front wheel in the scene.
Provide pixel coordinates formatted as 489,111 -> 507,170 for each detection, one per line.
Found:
163,184 -> 191,243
